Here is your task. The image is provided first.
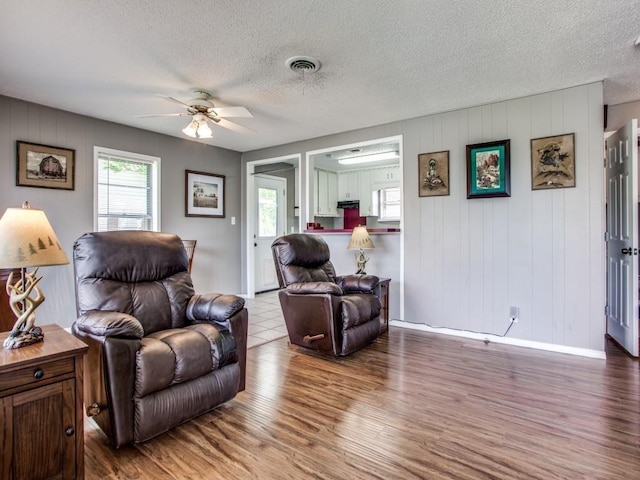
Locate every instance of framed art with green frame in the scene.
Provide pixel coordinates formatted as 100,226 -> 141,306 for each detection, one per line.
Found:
466,139 -> 511,199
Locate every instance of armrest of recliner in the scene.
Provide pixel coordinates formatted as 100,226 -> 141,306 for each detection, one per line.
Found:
285,281 -> 343,295
74,311 -> 144,338
335,274 -> 379,293
186,293 -> 246,323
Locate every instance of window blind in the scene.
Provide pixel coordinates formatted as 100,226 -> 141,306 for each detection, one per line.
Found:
95,149 -> 159,232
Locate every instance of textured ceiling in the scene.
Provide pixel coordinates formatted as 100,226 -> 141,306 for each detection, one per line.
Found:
1,1 -> 639,153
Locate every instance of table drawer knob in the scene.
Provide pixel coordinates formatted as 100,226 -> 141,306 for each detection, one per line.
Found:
65,427 -> 74,437
33,368 -> 44,379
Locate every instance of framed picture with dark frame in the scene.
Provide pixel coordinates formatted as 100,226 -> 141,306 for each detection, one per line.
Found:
466,139 -> 511,199
16,141 -> 75,190
185,170 -> 225,218
530,133 -> 575,190
418,150 -> 449,197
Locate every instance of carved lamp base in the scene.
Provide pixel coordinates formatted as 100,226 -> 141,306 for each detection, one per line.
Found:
3,269 -> 45,350
3,325 -> 44,349
354,249 -> 369,275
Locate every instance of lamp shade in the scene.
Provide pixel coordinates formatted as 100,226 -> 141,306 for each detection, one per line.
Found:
347,226 -> 375,250
0,203 -> 69,268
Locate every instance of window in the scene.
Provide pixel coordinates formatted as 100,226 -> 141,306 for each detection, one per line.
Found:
94,147 -> 160,232
378,186 -> 401,221
258,186 -> 278,237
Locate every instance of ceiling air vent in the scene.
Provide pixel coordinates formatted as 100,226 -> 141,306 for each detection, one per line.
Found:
285,56 -> 321,74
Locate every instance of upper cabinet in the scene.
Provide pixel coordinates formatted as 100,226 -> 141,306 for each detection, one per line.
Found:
358,170 -> 373,216
371,165 -> 400,185
337,171 -> 358,201
314,169 -> 338,216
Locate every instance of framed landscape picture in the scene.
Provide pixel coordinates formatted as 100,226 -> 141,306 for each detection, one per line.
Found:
530,133 -> 575,190
418,150 -> 449,197
466,139 -> 511,199
16,141 -> 75,190
185,170 -> 225,218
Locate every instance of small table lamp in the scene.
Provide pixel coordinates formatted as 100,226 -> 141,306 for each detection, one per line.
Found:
0,202 -> 69,349
347,226 -> 375,274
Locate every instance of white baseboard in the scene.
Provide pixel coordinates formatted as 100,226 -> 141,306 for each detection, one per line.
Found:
389,320 -> 606,359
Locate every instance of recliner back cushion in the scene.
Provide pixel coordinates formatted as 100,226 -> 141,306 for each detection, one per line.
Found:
271,234 -> 337,286
74,231 -> 194,335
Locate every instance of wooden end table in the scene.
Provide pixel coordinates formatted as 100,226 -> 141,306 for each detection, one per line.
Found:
0,324 -> 88,479
375,278 -> 390,333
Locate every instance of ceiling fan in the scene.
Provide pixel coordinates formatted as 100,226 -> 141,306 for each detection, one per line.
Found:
137,89 -> 253,139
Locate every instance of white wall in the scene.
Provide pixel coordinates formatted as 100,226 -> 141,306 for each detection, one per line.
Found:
0,95 -> 244,329
243,82 -> 606,352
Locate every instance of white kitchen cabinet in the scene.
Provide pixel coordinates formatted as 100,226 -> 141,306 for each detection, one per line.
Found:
338,171 -> 359,201
314,169 -> 338,216
372,166 -> 401,184
358,169 -> 373,216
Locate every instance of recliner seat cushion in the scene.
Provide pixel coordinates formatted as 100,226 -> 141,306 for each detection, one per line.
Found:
135,324 -> 235,398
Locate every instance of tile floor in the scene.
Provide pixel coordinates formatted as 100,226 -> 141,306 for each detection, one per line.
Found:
243,290 -> 289,349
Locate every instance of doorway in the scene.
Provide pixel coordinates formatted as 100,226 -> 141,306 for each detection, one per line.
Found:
605,119 -> 639,357
254,174 -> 286,293
245,155 -> 301,297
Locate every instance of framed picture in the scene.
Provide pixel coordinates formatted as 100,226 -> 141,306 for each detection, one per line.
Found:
16,141 -> 75,190
418,150 -> 449,197
466,139 -> 511,199
185,170 -> 225,218
530,133 -> 575,190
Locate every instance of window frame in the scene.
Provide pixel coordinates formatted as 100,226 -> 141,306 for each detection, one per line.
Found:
93,146 -> 161,232
377,186 -> 401,222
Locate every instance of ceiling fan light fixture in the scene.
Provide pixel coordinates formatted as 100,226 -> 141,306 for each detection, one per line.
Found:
182,119 -> 198,138
182,113 -> 213,139
196,119 -> 213,139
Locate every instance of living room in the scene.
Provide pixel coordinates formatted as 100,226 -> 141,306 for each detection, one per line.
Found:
1,2 -> 640,479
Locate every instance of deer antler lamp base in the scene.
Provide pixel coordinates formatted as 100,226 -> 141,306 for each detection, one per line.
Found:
3,269 -> 45,349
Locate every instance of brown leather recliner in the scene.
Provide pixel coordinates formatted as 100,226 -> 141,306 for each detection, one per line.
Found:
72,231 -> 248,448
271,233 -> 381,356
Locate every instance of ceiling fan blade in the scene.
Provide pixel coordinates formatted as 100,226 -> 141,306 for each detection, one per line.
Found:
156,94 -> 193,109
134,113 -> 190,118
209,106 -> 253,118
211,117 -> 254,134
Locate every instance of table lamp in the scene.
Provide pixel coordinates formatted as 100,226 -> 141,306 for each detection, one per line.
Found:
0,202 -> 69,349
347,226 -> 375,274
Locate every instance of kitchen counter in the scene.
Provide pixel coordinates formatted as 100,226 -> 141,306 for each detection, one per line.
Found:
304,228 -> 400,234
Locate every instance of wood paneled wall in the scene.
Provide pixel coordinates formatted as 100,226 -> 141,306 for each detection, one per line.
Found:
243,82 -> 606,352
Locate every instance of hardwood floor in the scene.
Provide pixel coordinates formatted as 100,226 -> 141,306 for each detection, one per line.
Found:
84,328 -> 640,479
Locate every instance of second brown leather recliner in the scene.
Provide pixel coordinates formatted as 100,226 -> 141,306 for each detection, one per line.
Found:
271,233 -> 381,356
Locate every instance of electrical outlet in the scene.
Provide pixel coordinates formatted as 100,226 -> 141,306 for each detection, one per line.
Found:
509,306 -> 519,322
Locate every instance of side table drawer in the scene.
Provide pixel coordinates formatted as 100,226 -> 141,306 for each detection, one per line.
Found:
0,357 -> 74,393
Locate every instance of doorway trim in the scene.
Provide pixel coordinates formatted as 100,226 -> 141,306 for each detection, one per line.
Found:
245,154 -> 301,298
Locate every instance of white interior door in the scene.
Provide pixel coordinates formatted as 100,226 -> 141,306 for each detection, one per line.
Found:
606,119 -> 639,357
254,175 -> 286,293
